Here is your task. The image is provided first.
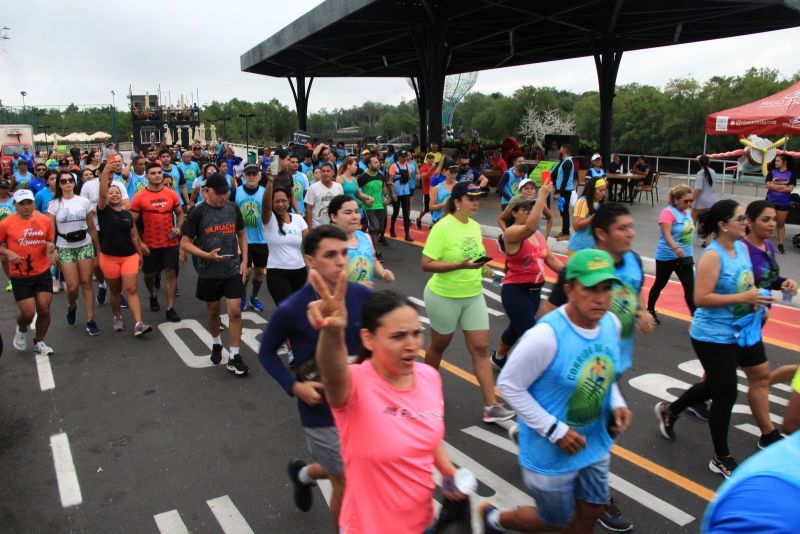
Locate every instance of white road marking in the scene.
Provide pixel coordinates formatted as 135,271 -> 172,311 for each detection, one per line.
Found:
318,479 -> 332,506
461,426 -> 696,527
678,360 -> 788,406
207,495 -> 254,534
50,433 -> 82,507
482,288 -> 502,303
154,510 -> 189,534
159,320 -> 227,368
36,354 -> 55,391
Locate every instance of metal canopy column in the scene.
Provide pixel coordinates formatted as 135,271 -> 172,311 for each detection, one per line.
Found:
288,73 -> 314,132
412,12 -> 448,148
593,34 -> 623,166
410,76 -> 428,150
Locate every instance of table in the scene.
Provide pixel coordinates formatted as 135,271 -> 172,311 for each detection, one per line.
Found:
606,173 -> 645,203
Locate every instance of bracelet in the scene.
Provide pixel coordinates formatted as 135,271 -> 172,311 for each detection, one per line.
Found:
546,422 -> 558,438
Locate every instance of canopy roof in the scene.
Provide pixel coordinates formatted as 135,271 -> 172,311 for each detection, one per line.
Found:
242,0 -> 800,78
705,81 -> 800,136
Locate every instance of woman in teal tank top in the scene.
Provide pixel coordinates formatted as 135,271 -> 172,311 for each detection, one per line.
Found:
429,166 -> 456,224
654,200 -> 778,479
328,195 -> 394,287
336,157 -> 373,208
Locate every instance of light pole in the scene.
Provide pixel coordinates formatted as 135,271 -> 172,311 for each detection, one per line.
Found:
20,90 -> 27,110
110,90 -> 117,144
240,113 -> 255,160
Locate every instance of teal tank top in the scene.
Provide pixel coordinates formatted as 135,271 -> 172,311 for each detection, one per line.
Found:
612,251 -> 643,374
348,230 -> 375,283
431,183 -> 452,223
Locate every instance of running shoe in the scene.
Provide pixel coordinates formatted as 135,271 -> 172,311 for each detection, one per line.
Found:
226,354 -> 249,376
112,317 -> 124,332
66,304 -> 77,326
758,430 -> 783,450
379,235 -> 389,246
96,284 -> 107,305
648,309 -> 661,325
134,322 -> 153,338
508,423 -> 519,444
483,403 -> 515,423
389,229 -> 397,238
654,401 -> 677,440
490,350 -> 507,370
778,244 -> 786,254
165,308 -> 181,323
149,296 -> 160,312
687,401 -> 711,422
120,294 -> 128,308
33,340 -> 54,356
86,320 -> 101,336
415,216 -> 422,230
709,455 -> 738,479
175,287 -> 182,297
249,296 -> 265,312
52,277 -> 61,293
597,497 -> 633,532
478,501 -> 503,534
5,280 -> 12,292
287,459 -> 314,512
277,343 -> 290,356
13,325 -> 27,351
210,343 -> 223,365
240,290 -> 248,312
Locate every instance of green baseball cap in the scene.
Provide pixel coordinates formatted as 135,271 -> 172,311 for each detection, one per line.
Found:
566,249 -> 619,287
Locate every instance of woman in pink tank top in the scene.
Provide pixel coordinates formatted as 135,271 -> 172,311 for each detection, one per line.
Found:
309,271 -> 467,534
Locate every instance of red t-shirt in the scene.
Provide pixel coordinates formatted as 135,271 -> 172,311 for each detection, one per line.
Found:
0,212 -> 55,278
130,187 -> 180,248
419,163 -> 434,194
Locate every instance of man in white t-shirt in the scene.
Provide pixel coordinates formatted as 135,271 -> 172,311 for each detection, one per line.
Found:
303,162 -> 343,230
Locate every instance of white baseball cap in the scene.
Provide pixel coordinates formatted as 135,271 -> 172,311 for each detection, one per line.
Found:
518,178 -> 534,189
13,189 -> 34,203
591,153 -> 602,162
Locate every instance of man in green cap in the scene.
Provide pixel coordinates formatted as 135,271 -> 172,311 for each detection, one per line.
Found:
481,248 -> 633,534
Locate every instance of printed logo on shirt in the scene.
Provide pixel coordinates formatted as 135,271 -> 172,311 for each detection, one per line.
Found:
148,198 -> 169,210
678,219 -> 694,245
239,199 -> 260,229
0,205 -> 13,221
566,345 -> 616,427
610,283 -> 637,340
203,222 -> 237,235
383,406 -> 444,421
458,236 -> 483,260
349,254 -> 373,282
732,268 -> 755,317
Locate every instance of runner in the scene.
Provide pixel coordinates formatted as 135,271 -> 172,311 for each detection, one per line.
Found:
496,178 -> 554,237
335,157 -> 371,207
387,150 -> 414,242
482,249 -> 632,534
95,164 -> 151,337
567,177 -> 606,256
328,194 -> 394,287
130,162 -> 184,323
455,155 -> 489,189
304,162 -> 343,230
0,189 -> 56,355
258,225 -> 372,529
647,184 -> 697,324
428,164 -> 457,227
122,156 -> 149,198
177,151 -> 200,210
158,148 -> 190,208
496,162 -> 528,209
764,154 -> 795,254
34,171 -> 56,214
312,282 -> 467,533
235,164 -> 268,313
47,170 -> 100,335
356,156 -> 389,256
180,173 -> 249,376
415,152 -> 438,229
0,179 -> 16,220
191,163 -> 218,205
422,182 -> 515,423
655,199 -> 776,479
288,154 -> 310,217
491,185 -> 563,369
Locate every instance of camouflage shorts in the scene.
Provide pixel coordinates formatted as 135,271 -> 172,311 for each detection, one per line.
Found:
57,242 -> 95,265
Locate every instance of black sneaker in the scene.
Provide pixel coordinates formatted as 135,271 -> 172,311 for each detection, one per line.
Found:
597,497 -> 633,532
379,236 -> 388,246
96,285 -> 107,305
404,235 -> 414,242
389,229 -> 397,238
709,455 -> 738,479
778,244 -> 786,254
758,429 -> 783,450
210,344 -> 223,365
226,354 -> 249,376
287,459 -> 314,512
654,401 -> 677,440
687,401 -> 711,422
120,294 -> 128,308
648,309 -> 661,325
66,304 -> 77,326
86,320 -> 101,336
165,308 -> 180,322
415,216 -> 422,230
149,296 -> 160,312
490,350 -> 507,370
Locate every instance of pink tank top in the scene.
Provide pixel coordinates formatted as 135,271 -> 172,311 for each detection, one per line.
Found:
503,231 -> 546,285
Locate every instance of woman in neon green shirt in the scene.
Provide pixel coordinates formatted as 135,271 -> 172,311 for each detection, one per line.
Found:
422,182 -> 515,424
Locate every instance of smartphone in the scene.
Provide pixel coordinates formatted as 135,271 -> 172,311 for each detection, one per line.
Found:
473,256 -> 493,264
269,154 -> 280,175
541,170 -> 552,185
168,229 -> 178,239
220,253 -> 235,258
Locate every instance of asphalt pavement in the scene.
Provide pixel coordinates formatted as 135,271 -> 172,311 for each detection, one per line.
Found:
1,226 -> 798,533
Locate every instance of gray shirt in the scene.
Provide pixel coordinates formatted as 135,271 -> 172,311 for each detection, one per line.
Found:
694,168 -> 717,210
182,201 -> 244,279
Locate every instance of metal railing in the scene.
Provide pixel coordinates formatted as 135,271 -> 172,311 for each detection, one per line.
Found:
616,153 -> 750,196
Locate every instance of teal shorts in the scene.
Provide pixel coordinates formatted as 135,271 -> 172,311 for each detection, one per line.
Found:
423,284 -> 489,334
57,243 -> 95,265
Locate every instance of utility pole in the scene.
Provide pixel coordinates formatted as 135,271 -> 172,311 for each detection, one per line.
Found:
240,113 -> 255,160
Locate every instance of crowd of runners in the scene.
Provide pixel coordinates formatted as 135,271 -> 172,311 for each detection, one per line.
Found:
0,138 -> 799,533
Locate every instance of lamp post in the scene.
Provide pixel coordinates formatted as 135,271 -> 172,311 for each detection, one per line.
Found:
20,91 -> 27,110
240,113 -> 255,160
110,90 -> 118,144
39,123 -> 50,154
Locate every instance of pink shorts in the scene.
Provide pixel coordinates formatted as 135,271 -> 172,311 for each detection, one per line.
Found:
99,253 -> 139,279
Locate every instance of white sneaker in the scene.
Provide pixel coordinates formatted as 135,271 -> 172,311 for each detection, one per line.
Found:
52,277 -> 61,293
34,340 -> 54,356
278,343 -> 290,356
13,325 -> 27,351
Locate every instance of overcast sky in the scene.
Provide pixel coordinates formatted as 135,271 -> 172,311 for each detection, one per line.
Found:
1,0 -> 798,113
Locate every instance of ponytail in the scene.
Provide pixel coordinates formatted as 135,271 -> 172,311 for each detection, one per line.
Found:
698,155 -> 713,187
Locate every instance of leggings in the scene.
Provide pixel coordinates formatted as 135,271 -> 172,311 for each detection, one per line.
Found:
670,339 -> 765,457
647,258 -> 696,314
266,267 -> 308,307
559,191 -> 572,235
389,195 -> 411,237
500,283 -> 542,346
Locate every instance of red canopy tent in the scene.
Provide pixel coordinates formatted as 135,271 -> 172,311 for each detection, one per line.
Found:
705,81 -> 800,136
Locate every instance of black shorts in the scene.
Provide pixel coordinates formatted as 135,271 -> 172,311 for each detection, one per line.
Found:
142,246 -> 179,274
196,275 -> 244,302
11,271 -> 53,302
364,209 -> 385,232
773,203 -> 790,212
736,341 -> 768,368
247,244 -> 269,268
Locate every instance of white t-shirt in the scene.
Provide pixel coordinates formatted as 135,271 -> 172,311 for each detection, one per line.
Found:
264,213 -> 308,269
303,181 -> 343,228
48,195 -> 93,248
80,178 -> 129,229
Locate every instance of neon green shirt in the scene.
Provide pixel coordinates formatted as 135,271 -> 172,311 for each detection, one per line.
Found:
422,214 -> 485,298
792,366 -> 800,394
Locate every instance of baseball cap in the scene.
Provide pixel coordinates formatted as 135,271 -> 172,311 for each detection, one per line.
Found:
361,149 -> 371,155
13,189 -> 35,203
243,164 -> 260,175
518,178 -> 534,189
565,249 -> 620,287
204,172 -> 229,193
591,153 -> 602,162
425,152 -> 435,160
507,195 -> 533,211
451,182 -> 482,200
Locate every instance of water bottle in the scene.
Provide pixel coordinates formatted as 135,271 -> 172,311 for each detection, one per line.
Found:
492,270 -> 504,287
454,468 -> 477,494
782,287 -> 794,303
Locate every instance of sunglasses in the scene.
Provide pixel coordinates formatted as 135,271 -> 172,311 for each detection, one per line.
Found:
727,215 -> 747,223
59,179 -> 74,184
